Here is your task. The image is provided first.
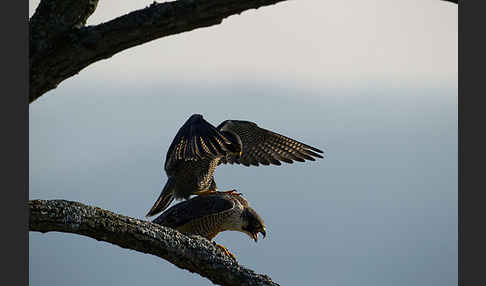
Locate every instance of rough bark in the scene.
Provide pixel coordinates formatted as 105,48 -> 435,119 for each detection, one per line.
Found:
29,199 -> 279,286
29,0 -> 457,103
29,0 -> 290,103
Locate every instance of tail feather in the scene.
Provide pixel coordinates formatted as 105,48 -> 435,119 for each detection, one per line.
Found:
146,180 -> 175,217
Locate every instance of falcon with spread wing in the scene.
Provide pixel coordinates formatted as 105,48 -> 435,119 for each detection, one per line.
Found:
146,114 -> 323,217
152,192 -> 266,259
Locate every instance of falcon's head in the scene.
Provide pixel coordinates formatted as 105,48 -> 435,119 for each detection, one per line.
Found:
240,208 -> 266,242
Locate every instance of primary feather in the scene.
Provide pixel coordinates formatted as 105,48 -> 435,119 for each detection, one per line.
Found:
146,114 -> 323,217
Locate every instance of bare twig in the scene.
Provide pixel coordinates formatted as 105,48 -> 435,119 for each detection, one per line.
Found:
29,199 -> 279,286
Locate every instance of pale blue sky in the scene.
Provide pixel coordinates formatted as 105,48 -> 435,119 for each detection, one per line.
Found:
29,0 -> 457,86
29,1 -> 457,285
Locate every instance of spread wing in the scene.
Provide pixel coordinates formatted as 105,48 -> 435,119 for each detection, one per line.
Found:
217,120 -> 324,167
164,114 -> 240,171
152,194 -> 235,229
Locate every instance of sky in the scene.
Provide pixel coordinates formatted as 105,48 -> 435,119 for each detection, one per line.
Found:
29,1 -> 457,285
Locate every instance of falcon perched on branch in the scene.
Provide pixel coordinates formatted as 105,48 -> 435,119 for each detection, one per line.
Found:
146,114 -> 324,217
152,192 -> 266,259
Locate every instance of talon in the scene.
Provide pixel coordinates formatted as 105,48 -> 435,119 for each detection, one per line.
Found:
221,189 -> 242,196
193,190 -> 217,196
216,243 -> 237,260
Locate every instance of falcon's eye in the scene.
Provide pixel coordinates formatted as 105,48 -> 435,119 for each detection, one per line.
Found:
245,220 -> 263,233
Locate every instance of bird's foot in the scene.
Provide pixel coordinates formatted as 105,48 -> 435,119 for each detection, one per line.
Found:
220,189 -> 242,196
193,189 -> 218,196
215,243 -> 237,261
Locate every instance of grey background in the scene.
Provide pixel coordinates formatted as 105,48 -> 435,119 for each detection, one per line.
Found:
29,1 -> 457,285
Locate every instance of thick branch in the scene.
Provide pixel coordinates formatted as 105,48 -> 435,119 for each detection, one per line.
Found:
29,0 -> 290,103
29,199 -> 279,286
29,0 -> 99,58
28,0 -> 456,103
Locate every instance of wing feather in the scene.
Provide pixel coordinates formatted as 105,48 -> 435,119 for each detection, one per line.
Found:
164,114 -> 239,171
217,120 -> 323,167
152,194 -> 235,229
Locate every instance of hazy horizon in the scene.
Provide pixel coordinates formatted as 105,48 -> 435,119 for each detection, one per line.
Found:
30,80 -> 457,285
29,0 -> 457,285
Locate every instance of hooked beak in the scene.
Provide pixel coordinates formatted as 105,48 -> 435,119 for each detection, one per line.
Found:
251,227 -> 266,242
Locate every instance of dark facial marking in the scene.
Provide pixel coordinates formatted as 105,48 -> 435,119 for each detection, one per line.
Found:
241,208 -> 266,239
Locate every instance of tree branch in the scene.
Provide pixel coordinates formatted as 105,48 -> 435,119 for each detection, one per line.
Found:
28,0 -> 457,103
29,0 -> 290,103
29,199 -> 279,286
30,0 -> 98,45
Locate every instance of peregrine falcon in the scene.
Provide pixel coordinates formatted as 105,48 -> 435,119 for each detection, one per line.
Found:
152,192 -> 266,259
146,114 -> 323,217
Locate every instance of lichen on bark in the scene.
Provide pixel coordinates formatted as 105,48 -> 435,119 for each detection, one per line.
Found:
29,199 -> 279,286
